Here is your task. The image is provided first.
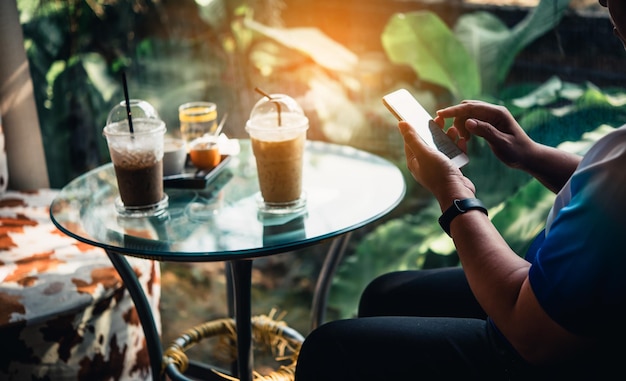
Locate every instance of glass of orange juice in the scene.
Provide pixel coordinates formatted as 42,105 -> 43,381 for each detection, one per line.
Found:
178,102 -> 218,150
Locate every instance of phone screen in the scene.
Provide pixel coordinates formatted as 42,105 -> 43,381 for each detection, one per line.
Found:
382,89 -> 469,168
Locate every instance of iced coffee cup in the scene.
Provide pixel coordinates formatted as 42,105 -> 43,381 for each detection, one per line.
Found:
245,93 -> 309,214
103,100 -> 168,217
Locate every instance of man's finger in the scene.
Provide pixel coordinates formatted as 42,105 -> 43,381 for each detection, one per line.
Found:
398,121 -> 432,157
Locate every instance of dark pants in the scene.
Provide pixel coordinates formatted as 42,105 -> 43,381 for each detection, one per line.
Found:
294,267 -> 615,381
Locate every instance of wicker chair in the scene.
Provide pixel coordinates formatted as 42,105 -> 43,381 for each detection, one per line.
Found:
163,313 -> 304,381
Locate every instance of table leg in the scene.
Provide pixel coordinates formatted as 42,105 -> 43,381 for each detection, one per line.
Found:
310,232 -> 352,330
228,259 -> 253,381
106,250 -> 163,381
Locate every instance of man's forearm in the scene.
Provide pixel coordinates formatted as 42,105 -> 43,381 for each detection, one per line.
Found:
522,143 -> 581,194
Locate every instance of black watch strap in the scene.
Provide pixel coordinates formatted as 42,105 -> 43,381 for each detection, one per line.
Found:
438,198 -> 488,236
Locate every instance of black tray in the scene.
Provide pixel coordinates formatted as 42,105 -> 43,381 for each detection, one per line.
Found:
163,155 -> 231,189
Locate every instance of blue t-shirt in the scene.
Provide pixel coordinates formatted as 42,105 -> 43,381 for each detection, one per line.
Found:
526,126 -> 626,338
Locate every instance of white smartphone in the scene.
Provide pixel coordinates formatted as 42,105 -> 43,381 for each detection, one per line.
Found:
382,89 -> 469,168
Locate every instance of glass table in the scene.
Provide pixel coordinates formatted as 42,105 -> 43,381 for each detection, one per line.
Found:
50,139 -> 406,381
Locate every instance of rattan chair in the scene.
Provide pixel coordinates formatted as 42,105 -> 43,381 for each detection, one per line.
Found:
163,313 -> 304,381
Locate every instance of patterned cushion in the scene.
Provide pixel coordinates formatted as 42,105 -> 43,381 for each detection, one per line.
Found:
0,189 -> 161,380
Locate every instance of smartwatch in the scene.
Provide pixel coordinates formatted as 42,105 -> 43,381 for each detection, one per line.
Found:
438,198 -> 488,236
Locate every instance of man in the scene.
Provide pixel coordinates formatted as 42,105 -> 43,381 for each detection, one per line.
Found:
295,1 -> 626,379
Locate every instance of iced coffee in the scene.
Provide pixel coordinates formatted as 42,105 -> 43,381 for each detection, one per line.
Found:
103,117 -> 167,216
246,93 -> 309,214
251,131 -> 305,203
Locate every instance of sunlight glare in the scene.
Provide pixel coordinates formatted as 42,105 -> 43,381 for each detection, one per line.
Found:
195,0 -> 215,7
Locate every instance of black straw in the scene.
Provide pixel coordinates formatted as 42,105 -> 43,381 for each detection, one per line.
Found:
254,87 -> 282,126
122,72 -> 134,133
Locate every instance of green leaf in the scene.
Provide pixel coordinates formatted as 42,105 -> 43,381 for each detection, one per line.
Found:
244,19 -> 358,72
82,53 -> 118,103
381,12 -> 481,100
454,0 -> 570,94
511,76 -> 570,108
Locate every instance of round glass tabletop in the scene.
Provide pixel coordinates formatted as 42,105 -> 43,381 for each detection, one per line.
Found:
50,139 -> 406,261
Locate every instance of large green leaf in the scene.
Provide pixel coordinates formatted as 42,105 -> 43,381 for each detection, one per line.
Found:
244,19 -> 358,72
381,12 -> 481,100
454,0 -> 571,94
380,0 -> 570,100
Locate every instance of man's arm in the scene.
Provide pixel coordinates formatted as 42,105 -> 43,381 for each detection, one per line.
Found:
449,211 -> 590,364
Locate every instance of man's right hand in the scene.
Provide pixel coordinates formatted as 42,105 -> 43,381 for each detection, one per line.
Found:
435,100 -> 536,171
435,100 -> 581,194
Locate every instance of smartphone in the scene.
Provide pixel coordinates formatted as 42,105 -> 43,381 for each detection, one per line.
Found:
382,89 -> 469,168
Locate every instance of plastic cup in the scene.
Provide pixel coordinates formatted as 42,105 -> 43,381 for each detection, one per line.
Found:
245,93 -> 309,214
179,102 -> 218,150
103,117 -> 167,217
163,137 -> 187,176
